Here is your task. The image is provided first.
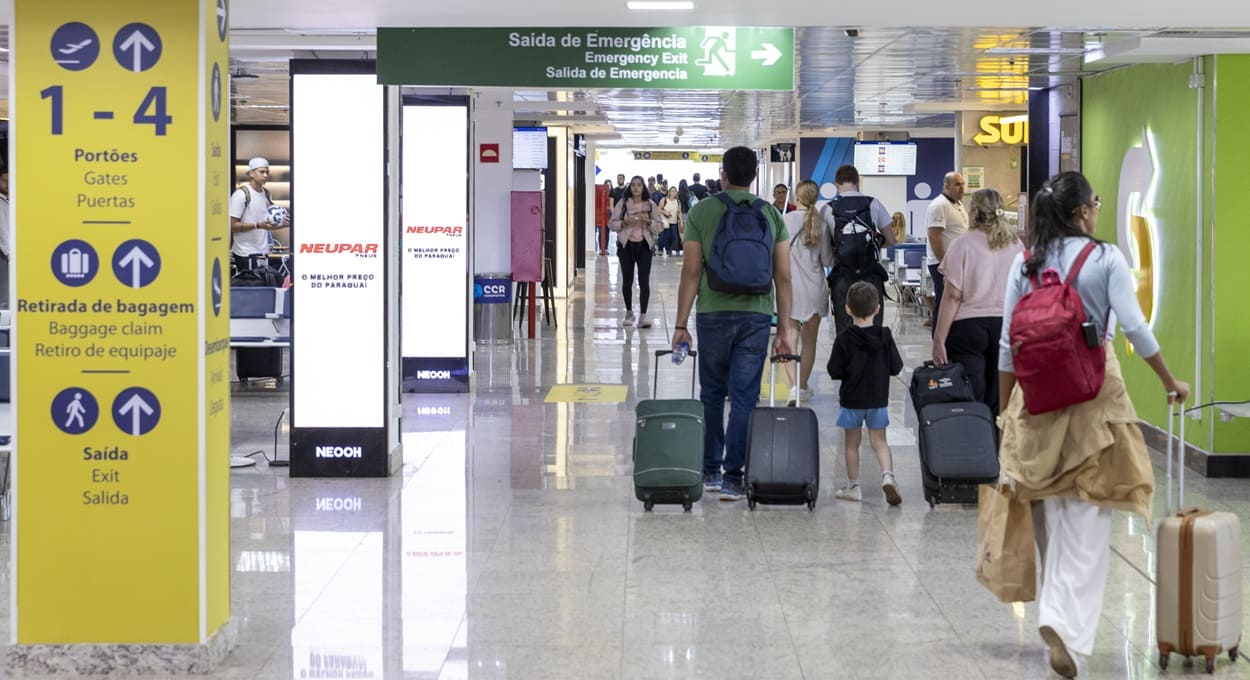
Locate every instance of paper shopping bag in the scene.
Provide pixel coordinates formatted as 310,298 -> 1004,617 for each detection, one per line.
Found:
975,483 -> 1036,603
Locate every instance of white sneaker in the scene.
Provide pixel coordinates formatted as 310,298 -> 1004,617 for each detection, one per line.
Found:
835,484 -> 862,502
882,473 -> 902,506
623,311 -> 635,326
799,387 -> 816,403
637,313 -> 652,328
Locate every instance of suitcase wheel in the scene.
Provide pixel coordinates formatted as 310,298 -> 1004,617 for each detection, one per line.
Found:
927,497 -> 936,509
747,499 -> 757,510
806,500 -> 815,511
643,500 -> 654,512
1159,652 -> 1168,670
683,500 -> 692,512
1206,655 -> 1216,674
1231,646 -> 1240,662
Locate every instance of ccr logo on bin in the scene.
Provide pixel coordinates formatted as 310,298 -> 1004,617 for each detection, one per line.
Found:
474,279 -> 511,303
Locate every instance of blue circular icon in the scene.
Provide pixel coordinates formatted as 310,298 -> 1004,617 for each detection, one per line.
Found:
52,239 -> 98,287
52,387 -> 99,435
211,62 -> 222,121
112,387 -> 161,436
51,22 -> 100,72
211,258 -> 223,316
111,239 -> 161,288
113,23 -> 162,73
217,0 -> 229,42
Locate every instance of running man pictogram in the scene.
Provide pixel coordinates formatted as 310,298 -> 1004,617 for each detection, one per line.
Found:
695,28 -> 736,77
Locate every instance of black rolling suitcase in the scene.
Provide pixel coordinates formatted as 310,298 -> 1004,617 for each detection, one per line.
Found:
745,354 -> 820,511
917,402 -> 999,507
236,347 -> 284,383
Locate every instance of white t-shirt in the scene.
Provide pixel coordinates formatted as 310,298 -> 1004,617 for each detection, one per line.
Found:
925,193 -> 969,265
228,185 -> 274,256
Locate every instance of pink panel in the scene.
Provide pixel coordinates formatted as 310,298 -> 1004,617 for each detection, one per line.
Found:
511,191 -> 544,282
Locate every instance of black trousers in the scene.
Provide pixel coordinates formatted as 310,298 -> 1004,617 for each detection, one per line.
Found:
929,264 -> 945,338
618,240 -> 653,313
943,316 -> 1004,414
830,272 -> 886,336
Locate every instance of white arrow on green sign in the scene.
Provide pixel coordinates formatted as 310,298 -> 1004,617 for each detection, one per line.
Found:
377,27 -> 794,91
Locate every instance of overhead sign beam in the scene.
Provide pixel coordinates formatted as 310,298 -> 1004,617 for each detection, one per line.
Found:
377,27 -> 794,91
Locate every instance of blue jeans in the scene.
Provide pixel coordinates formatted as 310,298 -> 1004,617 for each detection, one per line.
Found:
696,311 -> 771,482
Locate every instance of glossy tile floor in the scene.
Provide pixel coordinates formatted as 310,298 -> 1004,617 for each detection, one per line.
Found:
7,254 -> 1250,679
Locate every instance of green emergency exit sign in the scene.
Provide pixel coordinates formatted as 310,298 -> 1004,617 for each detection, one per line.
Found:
377,27 -> 794,91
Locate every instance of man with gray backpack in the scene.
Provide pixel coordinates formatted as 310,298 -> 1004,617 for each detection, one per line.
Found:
671,147 -> 794,502
822,164 -> 896,335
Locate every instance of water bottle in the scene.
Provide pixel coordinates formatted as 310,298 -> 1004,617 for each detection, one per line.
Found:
672,342 -> 689,365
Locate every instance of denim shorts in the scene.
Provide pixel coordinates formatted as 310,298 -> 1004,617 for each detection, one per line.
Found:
836,407 -> 890,430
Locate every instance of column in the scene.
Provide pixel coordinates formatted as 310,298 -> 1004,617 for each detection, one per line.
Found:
10,0 -> 233,672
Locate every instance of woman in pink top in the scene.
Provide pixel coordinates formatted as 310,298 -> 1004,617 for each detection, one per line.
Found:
608,175 -> 664,328
932,188 -> 1023,413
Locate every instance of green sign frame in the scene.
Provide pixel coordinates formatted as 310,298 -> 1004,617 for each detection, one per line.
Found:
378,27 -> 794,91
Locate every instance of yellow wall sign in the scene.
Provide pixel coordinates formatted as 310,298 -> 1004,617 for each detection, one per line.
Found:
973,115 -> 1029,146
14,0 -> 230,646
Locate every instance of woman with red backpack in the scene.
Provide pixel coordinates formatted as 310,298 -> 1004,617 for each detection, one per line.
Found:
996,171 -> 1189,678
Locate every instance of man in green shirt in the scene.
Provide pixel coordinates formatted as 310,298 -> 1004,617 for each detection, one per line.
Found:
671,147 -> 794,501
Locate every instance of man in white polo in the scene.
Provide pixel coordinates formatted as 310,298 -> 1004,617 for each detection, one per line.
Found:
229,157 -> 288,273
925,171 -> 967,333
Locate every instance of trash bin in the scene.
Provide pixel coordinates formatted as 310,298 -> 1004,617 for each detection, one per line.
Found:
473,274 -> 513,343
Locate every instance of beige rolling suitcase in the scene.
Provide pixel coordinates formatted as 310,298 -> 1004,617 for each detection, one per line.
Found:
1156,402 -> 1242,673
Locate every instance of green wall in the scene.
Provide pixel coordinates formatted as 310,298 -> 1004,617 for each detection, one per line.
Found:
1083,56 -> 1250,454
1212,54 -> 1250,453
1082,62 -> 1208,450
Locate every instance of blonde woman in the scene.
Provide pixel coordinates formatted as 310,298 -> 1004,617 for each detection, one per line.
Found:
932,188 -> 1023,413
782,179 -> 832,402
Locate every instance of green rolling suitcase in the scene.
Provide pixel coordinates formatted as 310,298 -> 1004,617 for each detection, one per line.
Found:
633,349 -> 703,511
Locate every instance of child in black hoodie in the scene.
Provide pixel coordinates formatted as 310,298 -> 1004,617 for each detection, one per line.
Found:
827,281 -> 904,505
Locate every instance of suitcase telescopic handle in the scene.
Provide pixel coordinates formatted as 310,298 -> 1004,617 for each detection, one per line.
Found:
653,349 -> 699,400
1165,395 -> 1186,516
767,354 -> 802,407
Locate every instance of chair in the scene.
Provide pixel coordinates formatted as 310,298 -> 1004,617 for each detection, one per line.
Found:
893,245 -> 928,314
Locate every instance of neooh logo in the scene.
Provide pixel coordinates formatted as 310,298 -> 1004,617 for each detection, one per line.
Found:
315,445 -> 362,458
298,243 -> 379,254
417,370 -> 452,380
316,497 -> 362,511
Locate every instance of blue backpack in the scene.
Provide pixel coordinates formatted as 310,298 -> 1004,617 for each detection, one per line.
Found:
705,193 -> 775,295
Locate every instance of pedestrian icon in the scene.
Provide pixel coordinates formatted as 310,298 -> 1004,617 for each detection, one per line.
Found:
51,22 -> 100,72
211,258 -> 223,316
113,387 -> 161,436
696,27 -> 736,77
211,62 -> 222,122
216,0 -> 229,42
52,387 -> 99,435
52,240 -> 99,287
112,239 -> 161,288
113,23 -> 162,73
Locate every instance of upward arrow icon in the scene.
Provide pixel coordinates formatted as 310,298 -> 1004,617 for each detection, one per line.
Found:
118,245 -> 155,288
119,29 -> 156,72
118,394 -> 154,436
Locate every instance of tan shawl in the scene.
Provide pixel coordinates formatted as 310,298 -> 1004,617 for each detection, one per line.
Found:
998,348 -> 1155,524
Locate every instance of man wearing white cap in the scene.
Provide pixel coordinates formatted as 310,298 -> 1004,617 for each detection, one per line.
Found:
229,157 -> 288,273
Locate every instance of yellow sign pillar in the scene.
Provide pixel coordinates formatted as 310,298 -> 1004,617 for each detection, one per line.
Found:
11,0 -> 232,669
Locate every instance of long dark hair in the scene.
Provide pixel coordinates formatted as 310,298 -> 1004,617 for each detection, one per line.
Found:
678,179 -> 690,212
616,175 -> 647,212
1024,171 -> 1099,277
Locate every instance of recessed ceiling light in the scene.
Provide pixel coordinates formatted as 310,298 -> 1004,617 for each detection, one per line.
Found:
984,46 -> 1086,55
627,1 -> 695,9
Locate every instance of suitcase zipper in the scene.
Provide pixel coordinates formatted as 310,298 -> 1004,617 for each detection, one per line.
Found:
1177,509 -> 1211,655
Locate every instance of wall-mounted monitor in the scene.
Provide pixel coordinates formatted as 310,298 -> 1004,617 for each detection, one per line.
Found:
512,126 -> 548,169
853,141 -> 917,176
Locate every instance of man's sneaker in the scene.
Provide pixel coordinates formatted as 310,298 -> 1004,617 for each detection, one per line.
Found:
882,472 -> 902,506
637,313 -> 652,328
623,311 -> 635,326
718,478 -> 746,501
800,387 -> 816,403
702,471 -> 723,492
835,484 -> 862,502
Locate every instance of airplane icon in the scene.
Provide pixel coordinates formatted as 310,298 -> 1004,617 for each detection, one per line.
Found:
58,39 -> 93,55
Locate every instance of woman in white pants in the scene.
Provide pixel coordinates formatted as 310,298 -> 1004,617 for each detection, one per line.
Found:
997,171 -> 1188,678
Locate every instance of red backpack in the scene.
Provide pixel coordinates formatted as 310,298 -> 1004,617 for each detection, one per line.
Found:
1008,241 -> 1106,415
